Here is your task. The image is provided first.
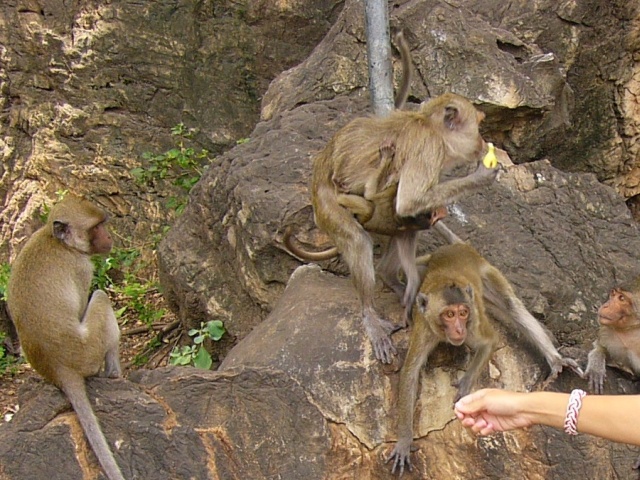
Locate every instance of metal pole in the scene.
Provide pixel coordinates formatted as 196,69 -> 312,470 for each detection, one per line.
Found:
364,0 -> 394,116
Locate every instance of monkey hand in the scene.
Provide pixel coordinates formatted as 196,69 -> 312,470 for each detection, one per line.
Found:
542,356 -> 584,387
364,314 -> 397,364
386,439 -> 413,476
482,142 -> 498,168
585,362 -> 606,395
472,160 -> 499,185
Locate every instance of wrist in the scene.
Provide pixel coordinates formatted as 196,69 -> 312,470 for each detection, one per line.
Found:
522,391 -> 570,429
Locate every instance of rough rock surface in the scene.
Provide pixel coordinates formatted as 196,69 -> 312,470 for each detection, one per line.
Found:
2,0 -> 640,478
0,0 -> 340,258
0,264 -> 638,478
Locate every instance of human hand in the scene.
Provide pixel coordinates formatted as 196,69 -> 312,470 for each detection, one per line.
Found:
454,388 -> 534,435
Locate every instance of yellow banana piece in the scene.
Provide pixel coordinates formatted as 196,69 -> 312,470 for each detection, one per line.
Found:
482,142 -> 498,169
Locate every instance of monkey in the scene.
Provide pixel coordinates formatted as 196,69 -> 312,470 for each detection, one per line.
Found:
7,195 -> 125,480
333,28 -> 413,225
335,138 -> 398,224
584,277 -> 640,470
585,277 -> 640,394
283,92 -> 500,364
386,237 -> 583,475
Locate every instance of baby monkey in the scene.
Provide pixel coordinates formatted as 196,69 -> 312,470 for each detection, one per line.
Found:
387,229 -> 581,475
7,195 -> 125,480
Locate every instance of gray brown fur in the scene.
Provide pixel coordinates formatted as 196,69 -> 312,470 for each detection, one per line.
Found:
7,195 -> 125,480
387,241 -> 581,475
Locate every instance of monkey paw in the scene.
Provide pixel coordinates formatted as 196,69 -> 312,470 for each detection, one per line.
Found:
586,368 -> 606,395
379,138 -> 396,157
372,335 -> 397,364
386,440 -> 413,476
473,161 -> 500,184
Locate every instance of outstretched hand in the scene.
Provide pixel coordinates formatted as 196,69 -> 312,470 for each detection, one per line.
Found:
454,389 -> 534,435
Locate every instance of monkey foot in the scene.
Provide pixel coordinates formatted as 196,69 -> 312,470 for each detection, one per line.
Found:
364,314 -> 397,364
386,440 -> 413,476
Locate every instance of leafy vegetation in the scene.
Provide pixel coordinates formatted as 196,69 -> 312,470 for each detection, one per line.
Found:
0,263 -> 10,302
0,264 -> 21,376
131,123 -> 209,214
169,320 -> 226,370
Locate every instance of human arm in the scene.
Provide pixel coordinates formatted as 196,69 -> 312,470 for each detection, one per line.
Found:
454,388 -> 640,446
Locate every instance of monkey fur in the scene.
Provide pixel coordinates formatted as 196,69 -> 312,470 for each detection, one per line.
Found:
284,84 -> 501,363
7,195 -> 125,480
586,277 -> 640,394
584,278 -> 640,469
387,231 -> 582,475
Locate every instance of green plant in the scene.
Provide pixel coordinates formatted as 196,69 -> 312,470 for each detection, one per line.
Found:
114,274 -> 166,325
92,246 -> 166,326
131,123 -> 209,214
0,332 -> 22,376
0,262 -> 10,302
169,320 -> 225,369
92,247 -> 141,291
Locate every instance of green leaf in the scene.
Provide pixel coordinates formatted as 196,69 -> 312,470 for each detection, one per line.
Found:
193,347 -> 212,370
207,320 -> 226,341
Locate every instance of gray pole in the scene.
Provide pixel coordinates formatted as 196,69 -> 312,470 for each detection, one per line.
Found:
364,0 -> 394,116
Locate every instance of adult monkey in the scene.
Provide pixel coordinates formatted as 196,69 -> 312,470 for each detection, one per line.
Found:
7,195 -> 125,480
386,226 -> 582,475
284,36 -> 502,363
585,277 -> 640,470
585,276 -> 640,394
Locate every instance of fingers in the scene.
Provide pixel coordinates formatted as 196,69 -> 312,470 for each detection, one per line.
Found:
458,415 -> 495,435
454,388 -> 490,415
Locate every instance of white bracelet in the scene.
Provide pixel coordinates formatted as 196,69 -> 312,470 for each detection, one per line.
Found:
563,389 -> 587,435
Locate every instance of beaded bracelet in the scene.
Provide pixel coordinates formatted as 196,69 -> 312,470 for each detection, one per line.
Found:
563,389 -> 587,435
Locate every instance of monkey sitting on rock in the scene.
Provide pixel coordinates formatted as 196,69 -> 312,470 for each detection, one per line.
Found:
585,276 -> 640,469
586,276 -> 640,393
7,195 -> 125,480
386,223 -> 582,475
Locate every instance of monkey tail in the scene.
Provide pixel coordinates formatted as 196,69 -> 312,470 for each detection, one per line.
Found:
282,226 -> 339,261
432,221 -> 464,244
61,374 -> 125,480
393,29 -> 414,110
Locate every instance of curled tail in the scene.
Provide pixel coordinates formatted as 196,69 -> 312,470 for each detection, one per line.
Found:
62,374 -> 125,480
283,226 -> 339,261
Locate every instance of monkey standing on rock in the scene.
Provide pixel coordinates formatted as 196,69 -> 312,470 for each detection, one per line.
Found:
284,30 -> 506,364
387,226 -> 582,475
7,195 -> 125,480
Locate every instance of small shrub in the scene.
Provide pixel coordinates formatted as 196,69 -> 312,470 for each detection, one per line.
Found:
169,320 -> 226,369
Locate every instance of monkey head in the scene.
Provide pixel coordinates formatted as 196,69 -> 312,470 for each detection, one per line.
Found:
50,195 -> 113,255
597,287 -> 640,329
416,283 -> 473,346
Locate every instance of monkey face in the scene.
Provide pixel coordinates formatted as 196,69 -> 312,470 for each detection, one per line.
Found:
90,222 -> 113,254
439,304 -> 469,346
598,288 -> 635,326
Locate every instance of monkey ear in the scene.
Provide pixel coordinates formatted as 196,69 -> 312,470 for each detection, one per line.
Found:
416,293 -> 429,313
53,221 -> 69,241
443,105 -> 461,130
